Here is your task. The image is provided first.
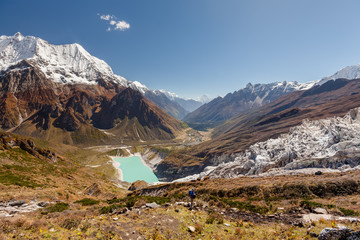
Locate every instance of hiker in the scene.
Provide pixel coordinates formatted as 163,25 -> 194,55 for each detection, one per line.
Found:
189,188 -> 196,209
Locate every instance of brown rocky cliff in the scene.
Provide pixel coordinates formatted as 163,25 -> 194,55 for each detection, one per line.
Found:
0,65 -> 182,143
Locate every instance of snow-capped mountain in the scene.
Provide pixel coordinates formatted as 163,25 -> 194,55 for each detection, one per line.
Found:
0,32 -> 129,85
318,63 -> 360,85
0,33 -> 185,144
196,95 -> 212,104
183,81 -> 315,130
157,89 -> 208,113
0,33 -> 190,119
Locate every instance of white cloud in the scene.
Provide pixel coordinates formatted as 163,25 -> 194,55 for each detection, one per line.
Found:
100,14 -> 112,21
98,14 -> 130,31
114,21 -> 130,31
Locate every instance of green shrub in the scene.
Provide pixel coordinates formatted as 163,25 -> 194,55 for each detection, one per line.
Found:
205,216 -> 215,224
45,203 -> 69,213
300,200 -> 337,210
74,198 -> 100,206
99,204 -> 125,214
300,200 -> 324,210
61,218 -> 81,230
206,213 -> 224,224
326,204 -> 336,209
180,122 -> 189,128
126,198 -> 137,208
339,208 -> 359,216
221,198 -> 269,214
0,171 -> 43,188
106,198 -> 121,204
171,193 -> 186,200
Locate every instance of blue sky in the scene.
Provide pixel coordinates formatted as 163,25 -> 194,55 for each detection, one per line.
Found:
1,0 -> 360,99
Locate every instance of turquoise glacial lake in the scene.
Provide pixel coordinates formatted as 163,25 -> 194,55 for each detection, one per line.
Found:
113,156 -> 159,183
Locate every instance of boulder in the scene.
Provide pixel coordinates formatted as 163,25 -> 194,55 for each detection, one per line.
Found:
37,202 -> 49,207
187,226 -> 195,233
145,202 -> 160,209
128,180 -> 148,191
313,207 -> 328,215
318,227 -> 360,240
9,200 -> 26,207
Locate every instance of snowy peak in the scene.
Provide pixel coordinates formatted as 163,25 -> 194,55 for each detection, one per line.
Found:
318,63 -> 360,85
244,81 -> 314,94
130,81 -> 149,94
0,33 -> 37,70
157,89 -> 179,100
0,33 -> 129,85
156,89 -> 208,112
13,32 -> 24,41
0,33 -> 200,120
184,80 -> 316,129
196,95 -> 211,104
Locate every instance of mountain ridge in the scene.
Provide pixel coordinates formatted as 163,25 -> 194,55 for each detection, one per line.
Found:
156,78 -> 360,180
0,33 -> 184,144
183,81 -> 315,130
0,32 -> 201,120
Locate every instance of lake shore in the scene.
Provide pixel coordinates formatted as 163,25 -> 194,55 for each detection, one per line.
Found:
110,153 -> 159,183
109,156 -> 123,181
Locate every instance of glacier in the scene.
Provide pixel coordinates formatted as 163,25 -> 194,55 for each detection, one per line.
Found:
176,107 -> 360,181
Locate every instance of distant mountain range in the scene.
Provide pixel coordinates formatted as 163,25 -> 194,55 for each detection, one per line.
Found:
183,81 -> 315,130
0,33 -> 187,144
157,77 -> 360,180
183,61 -> 360,130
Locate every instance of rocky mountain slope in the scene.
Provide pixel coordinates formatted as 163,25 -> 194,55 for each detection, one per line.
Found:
0,33 -> 183,144
0,32 -> 193,120
156,78 -> 360,180
206,107 -> 360,179
144,90 -> 189,120
183,81 -> 314,130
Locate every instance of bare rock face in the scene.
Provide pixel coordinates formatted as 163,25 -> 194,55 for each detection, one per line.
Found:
318,227 -> 360,240
84,183 -> 101,197
0,65 -> 182,143
128,180 -> 148,191
0,132 -> 63,162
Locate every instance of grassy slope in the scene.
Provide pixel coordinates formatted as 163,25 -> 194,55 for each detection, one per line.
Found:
2,171 -> 360,239
0,134 -> 125,203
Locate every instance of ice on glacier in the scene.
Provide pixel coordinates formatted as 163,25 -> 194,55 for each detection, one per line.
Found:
205,107 -> 360,178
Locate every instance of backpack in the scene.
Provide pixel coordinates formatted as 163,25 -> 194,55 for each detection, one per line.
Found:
189,190 -> 196,198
